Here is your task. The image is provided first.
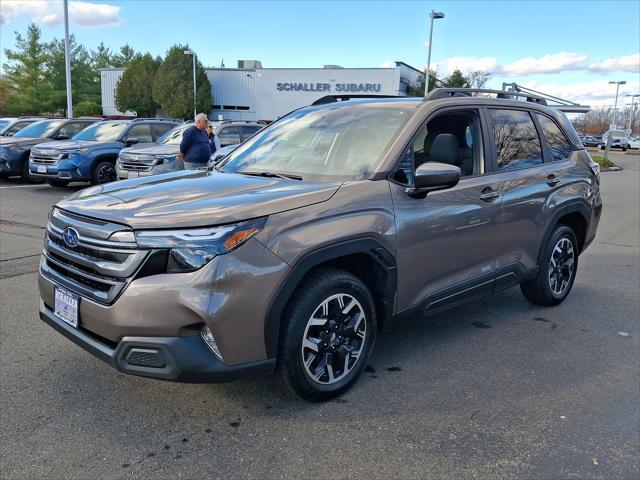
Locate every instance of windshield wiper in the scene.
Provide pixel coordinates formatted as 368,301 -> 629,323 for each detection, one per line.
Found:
240,170 -> 303,181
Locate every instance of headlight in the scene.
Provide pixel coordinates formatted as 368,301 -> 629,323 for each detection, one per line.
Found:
61,148 -> 89,158
157,155 -> 178,164
135,218 -> 267,273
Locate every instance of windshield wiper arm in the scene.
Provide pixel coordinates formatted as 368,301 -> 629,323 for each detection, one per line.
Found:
240,170 -> 303,181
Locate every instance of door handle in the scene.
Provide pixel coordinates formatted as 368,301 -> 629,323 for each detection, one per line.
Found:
479,187 -> 500,202
546,174 -> 560,186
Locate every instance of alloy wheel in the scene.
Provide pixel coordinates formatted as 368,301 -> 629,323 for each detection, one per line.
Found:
548,237 -> 575,296
96,163 -> 116,184
301,293 -> 366,385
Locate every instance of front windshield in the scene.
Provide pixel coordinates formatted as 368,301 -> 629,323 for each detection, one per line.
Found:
14,120 -> 65,138
158,124 -> 190,145
220,105 -> 412,181
72,121 -> 129,141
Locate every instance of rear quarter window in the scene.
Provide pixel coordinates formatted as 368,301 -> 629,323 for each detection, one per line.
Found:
535,113 -> 572,162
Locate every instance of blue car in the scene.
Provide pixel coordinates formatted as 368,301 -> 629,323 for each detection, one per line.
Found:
29,118 -> 180,186
0,118 -> 98,181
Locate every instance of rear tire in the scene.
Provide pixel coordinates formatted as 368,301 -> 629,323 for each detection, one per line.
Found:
521,225 -> 579,306
91,160 -> 117,185
277,268 -> 376,402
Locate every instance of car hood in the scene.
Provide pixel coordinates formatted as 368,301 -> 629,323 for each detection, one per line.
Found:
0,137 -> 50,148
32,140 -> 101,151
56,170 -> 341,229
121,144 -> 178,156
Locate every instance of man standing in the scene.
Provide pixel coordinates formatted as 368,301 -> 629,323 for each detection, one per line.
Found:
180,113 -> 211,169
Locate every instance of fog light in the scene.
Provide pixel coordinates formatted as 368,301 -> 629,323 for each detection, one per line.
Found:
201,325 -> 223,361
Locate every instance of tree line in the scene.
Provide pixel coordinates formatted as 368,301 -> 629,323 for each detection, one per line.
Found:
407,69 -> 491,97
1,23 -> 212,120
571,105 -> 640,135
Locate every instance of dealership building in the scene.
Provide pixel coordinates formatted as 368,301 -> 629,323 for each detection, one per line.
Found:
100,61 -> 424,121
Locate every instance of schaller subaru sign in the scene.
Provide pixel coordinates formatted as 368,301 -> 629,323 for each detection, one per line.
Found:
276,82 -> 383,93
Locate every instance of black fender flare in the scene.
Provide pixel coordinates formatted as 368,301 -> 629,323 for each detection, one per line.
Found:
537,200 -> 591,263
263,237 -> 396,358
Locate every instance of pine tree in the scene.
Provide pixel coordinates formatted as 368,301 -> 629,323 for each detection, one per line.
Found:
115,54 -> 160,117
152,45 -> 212,119
2,23 -> 54,114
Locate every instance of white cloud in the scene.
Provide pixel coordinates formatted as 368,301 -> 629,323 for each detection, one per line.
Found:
500,52 -> 588,75
588,53 -> 640,73
379,60 -> 395,68
0,0 -> 122,27
521,79 -> 640,108
431,52 -> 588,76
433,56 -> 499,75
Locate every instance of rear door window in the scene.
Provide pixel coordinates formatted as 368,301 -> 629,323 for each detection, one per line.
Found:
487,109 -> 543,171
535,114 -> 572,162
241,125 -> 262,141
218,126 -> 241,146
125,124 -> 153,143
152,123 -> 174,141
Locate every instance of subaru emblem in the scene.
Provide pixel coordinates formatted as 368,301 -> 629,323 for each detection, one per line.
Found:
62,227 -> 79,248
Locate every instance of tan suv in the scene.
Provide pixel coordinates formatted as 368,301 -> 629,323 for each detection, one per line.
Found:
38,89 -> 602,401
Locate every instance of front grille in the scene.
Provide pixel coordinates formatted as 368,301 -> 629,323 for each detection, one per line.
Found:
118,153 -> 157,172
41,208 -> 149,304
30,150 -> 61,165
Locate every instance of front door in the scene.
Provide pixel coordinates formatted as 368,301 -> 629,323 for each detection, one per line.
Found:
390,108 -> 503,314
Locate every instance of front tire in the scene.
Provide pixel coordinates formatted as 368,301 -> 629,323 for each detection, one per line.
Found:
92,160 -> 117,185
521,225 -> 579,306
277,268 -> 376,402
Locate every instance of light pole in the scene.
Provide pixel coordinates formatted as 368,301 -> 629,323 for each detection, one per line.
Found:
624,94 -> 639,132
184,50 -> 197,120
605,80 -> 626,158
424,10 -> 445,99
63,0 -> 73,117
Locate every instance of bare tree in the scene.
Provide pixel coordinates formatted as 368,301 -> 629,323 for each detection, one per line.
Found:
467,71 -> 491,89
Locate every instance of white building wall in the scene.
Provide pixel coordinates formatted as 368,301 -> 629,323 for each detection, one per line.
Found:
101,63 -> 424,120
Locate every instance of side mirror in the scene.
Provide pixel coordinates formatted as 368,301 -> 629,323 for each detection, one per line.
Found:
125,137 -> 139,146
409,162 -> 461,196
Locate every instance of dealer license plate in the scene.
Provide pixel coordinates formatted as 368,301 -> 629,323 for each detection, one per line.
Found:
37,165 -> 47,173
54,286 -> 79,327
128,171 -> 139,178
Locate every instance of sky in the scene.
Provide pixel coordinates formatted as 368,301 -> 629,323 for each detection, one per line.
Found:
1,0 -> 639,108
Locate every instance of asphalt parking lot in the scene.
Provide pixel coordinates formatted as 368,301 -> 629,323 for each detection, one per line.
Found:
1,151 -> 638,479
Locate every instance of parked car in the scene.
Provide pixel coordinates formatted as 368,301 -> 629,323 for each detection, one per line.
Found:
0,116 -> 45,137
0,118 -> 98,181
38,89 -> 602,401
29,118 -> 180,186
599,129 -> 630,151
628,136 -> 640,149
117,120 -> 263,180
581,135 -> 600,148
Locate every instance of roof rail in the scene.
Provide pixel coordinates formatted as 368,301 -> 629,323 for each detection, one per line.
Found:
502,83 -> 591,113
17,115 -> 46,119
425,88 -> 548,105
131,117 -> 183,122
311,94 -> 400,106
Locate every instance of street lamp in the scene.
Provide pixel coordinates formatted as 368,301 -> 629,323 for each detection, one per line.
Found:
424,10 -> 445,99
604,80 -> 626,158
184,50 -> 197,120
624,94 -> 640,131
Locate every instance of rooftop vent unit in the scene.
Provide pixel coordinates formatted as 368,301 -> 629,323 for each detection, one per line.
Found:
323,65 -> 344,69
237,60 -> 262,69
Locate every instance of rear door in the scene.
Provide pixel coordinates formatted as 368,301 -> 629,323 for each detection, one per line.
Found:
485,108 -> 565,286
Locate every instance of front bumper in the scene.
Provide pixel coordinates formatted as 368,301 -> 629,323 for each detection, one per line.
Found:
30,154 -> 92,181
40,303 -> 276,383
0,150 -> 23,175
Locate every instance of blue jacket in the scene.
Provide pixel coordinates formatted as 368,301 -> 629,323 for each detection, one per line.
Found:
180,126 -> 211,164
